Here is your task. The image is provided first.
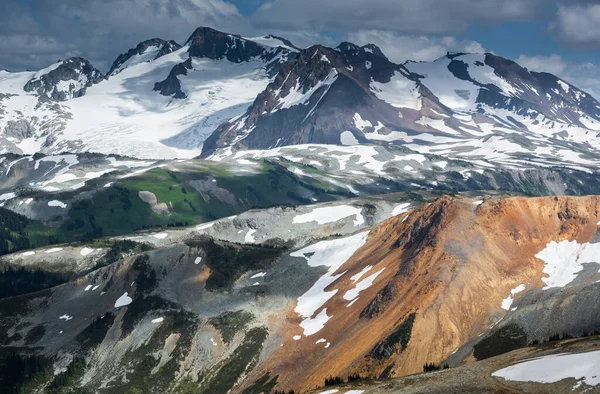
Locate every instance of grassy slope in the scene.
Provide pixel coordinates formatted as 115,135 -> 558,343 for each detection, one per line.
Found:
0,161 -> 345,255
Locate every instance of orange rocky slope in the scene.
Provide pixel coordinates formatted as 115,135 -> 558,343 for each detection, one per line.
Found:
244,195 -> 600,393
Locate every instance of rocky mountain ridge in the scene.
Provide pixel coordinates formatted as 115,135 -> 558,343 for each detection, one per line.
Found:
1,26 -> 599,165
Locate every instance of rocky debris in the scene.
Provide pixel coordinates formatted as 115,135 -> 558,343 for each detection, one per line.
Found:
23,57 -> 103,102
3,119 -> 35,140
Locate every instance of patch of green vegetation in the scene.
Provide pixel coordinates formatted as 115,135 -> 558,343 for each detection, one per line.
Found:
209,310 -> 254,344
423,362 -> 449,372
94,240 -> 153,270
369,312 -> 416,360
0,353 -> 51,394
473,323 -> 528,360
103,310 -> 198,394
131,255 -> 157,295
121,295 -> 176,336
185,236 -> 284,291
200,327 -> 268,394
76,312 -> 115,353
0,207 -> 58,256
241,373 -> 279,394
0,266 -> 67,299
46,357 -> 88,394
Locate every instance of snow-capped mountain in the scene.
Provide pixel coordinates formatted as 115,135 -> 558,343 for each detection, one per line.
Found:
1,26 -> 600,165
106,38 -> 182,77
0,27 -> 295,159
22,57 -> 104,102
202,49 -> 600,173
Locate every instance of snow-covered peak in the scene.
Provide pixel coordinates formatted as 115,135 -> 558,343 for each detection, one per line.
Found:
23,57 -> 103,102
107,38 -> 182,77
244,35 -> 300,52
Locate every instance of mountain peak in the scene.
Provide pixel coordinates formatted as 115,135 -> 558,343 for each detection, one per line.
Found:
107,38 -> 182,77
23,57 -> 103,102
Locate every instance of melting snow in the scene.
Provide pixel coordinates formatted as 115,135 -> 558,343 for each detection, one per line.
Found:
114,292 -> 133,308
501,284 -> 526,310
473,200 -> 484,205
80,247 -> 94,256
293,205 -> 364,227
245,229 -> 257,243
316,338 -> 326,344
340,130 -> 359,146
21,251 -> 35,256
534,240 -> 600,289
350,265 -> 373,283
152,233 -> 168,240
48,200 -> 67,208
44,248 -> 63,254
194,257 -> 202,265
493,351 -> 600,388
291,232 -> 369,336
293,335 -> 302,341
152,317 -> 164,324
391,203 -> 411,217
250,272 -> 266,279
84,285 -> 93,292
343,268 -> 385,301
59,314 -> 73,321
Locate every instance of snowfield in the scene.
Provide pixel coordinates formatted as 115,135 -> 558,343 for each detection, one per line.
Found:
493,351 -> 600,388
535,240 -> 600,289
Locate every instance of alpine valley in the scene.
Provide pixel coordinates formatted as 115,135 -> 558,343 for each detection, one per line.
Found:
2,26 -> 600,394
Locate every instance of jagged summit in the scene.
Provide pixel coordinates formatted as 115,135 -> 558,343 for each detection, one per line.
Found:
107,38 -> 181,77
23,57 -> 103,102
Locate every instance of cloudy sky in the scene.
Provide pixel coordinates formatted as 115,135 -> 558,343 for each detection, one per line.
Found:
2,0 -> 600,97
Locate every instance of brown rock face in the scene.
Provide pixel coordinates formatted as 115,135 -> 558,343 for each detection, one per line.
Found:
243,195 -> 600,393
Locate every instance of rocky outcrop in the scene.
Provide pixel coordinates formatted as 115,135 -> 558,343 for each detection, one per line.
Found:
23,57 -> 103,102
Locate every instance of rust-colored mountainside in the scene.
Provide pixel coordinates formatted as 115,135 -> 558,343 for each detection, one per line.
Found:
250,195 -> 600,392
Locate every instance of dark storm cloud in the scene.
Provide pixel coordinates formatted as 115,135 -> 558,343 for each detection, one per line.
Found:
250,0 -> 550,35
1,0 -> 600,72
0,0 -> 248,72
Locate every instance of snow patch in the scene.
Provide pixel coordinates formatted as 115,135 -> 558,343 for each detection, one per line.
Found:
293,205 -> 364,227
80,247 -> 94,256
114,292 -> 133,308
343,268 -> 385,301
152,317 -> 164,324
48,200 -> 67,209
152,233 -> 168,240
291,232 -> 369,336
501,284 -> 526,310
391,203 -> 411,217
340,130 -> 359,146
534,240 -> 600,289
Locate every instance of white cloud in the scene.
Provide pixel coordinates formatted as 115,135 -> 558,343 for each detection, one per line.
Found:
516,54 -> 567,75
516,53 -> 600,100
551,4 -> 600,48
347,30 -> 484,63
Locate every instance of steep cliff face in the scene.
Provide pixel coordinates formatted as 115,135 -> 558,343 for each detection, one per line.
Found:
249,195 -> 600,392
